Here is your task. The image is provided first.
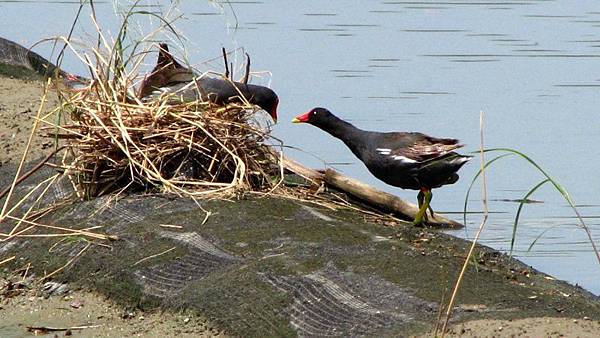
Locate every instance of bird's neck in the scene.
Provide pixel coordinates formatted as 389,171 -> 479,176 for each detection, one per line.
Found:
320,116 -> 368,153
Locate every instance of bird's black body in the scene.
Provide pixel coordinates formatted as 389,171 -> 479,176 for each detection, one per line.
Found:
138,44 -> 279,121
294,108 -> 470,191
293,107 -> 471,225
0,37 -> 279,117
0,38 -> 278,119
156,77 -> 279,118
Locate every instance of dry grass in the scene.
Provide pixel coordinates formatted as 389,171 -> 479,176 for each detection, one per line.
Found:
0,4 -> 288,256
51,82 -> 282,199
29,8 -> 285,199
0,31 -> 384,249
0,3 -> 405,271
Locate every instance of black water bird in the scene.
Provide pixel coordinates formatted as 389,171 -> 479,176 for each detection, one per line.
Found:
292,107 -> 471,225
138,44 -> 279,122
0,37 -> 279,121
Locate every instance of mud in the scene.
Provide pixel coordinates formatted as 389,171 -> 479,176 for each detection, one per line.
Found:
0,280 -> 223,338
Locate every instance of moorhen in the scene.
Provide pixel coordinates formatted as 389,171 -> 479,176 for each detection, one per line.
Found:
292,107 -> 471,225
138,43 -> 279,122
0,37 -> 278,119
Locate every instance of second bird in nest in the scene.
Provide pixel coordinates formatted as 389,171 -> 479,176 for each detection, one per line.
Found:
138,43 -> 279,122
293,107 -> 471,226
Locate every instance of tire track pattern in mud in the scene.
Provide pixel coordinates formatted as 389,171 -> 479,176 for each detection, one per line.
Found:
135,232 -> 239,297
262,268 -> 432,337
0,163 -> 439,337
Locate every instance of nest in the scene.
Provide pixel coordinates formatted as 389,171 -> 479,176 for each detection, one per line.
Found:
49,54 -> 281,198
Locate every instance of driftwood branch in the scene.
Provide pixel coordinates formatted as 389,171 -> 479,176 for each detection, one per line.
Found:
282,157 -> 463,228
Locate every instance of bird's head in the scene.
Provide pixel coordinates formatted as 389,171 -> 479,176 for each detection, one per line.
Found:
256,91 -> 279,123
240,83 -> 279,123
292,107 -> 333,127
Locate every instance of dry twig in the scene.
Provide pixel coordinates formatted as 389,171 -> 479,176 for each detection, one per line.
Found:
440,111 -> 490,336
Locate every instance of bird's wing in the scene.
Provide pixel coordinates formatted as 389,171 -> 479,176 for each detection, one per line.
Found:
375,133 -> 464,163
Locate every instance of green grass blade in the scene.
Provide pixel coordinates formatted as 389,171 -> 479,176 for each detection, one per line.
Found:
527,223 -> 562,252
480,148 -> 569,199
510,178 -> 550,256
473,148 -> 600,265
463,153 -> 514,226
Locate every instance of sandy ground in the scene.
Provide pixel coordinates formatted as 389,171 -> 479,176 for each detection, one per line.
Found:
1,74 -> 600,337
1,277 -> 223,338
0,77 -> 58,166
3,283 -> 599,338
438,317 -> 600,338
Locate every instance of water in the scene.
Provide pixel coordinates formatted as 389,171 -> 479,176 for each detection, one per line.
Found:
1,0 -> 599,295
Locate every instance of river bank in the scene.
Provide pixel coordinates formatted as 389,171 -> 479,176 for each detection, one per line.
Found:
1,69 -> 599,337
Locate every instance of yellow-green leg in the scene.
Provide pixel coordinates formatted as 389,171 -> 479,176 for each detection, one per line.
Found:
417,190 -> 424,209
413,189 -> 432,226
426,204 -> 435,221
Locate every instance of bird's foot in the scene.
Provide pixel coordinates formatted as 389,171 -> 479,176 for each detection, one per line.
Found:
413,188 -> 433,227
412,218 -> 425,227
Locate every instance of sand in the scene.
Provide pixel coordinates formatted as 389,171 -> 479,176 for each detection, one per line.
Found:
1,280 -> 223,338
0,77 -> 59,167
445,317 -> 600,337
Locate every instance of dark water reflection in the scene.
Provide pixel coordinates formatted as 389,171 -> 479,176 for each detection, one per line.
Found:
1,0 -> 599,294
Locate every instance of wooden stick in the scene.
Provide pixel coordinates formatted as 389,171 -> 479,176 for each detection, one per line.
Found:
221,47 -> 229,79
282,156 -> 463,228
0,146 -> 65,201
133,246 -> 176,266
27,325 -> 102,333
39,242 -> 91,282
0,255 -> 16,267
281,156 -> 321,182
243,53 -> 251,84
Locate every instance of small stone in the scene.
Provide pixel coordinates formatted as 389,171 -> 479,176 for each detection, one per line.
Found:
183,317 -> 190,324
122,309 -> 135,319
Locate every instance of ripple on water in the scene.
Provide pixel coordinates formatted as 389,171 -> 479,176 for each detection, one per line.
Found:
401,29 -> 469,33
191,12 -> 221,16
303,13 -> 338,16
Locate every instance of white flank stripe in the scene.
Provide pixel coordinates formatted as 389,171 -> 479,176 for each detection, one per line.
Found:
454,156 -> 471,165
391,155 -> 418,163
376,148 -> 391,155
